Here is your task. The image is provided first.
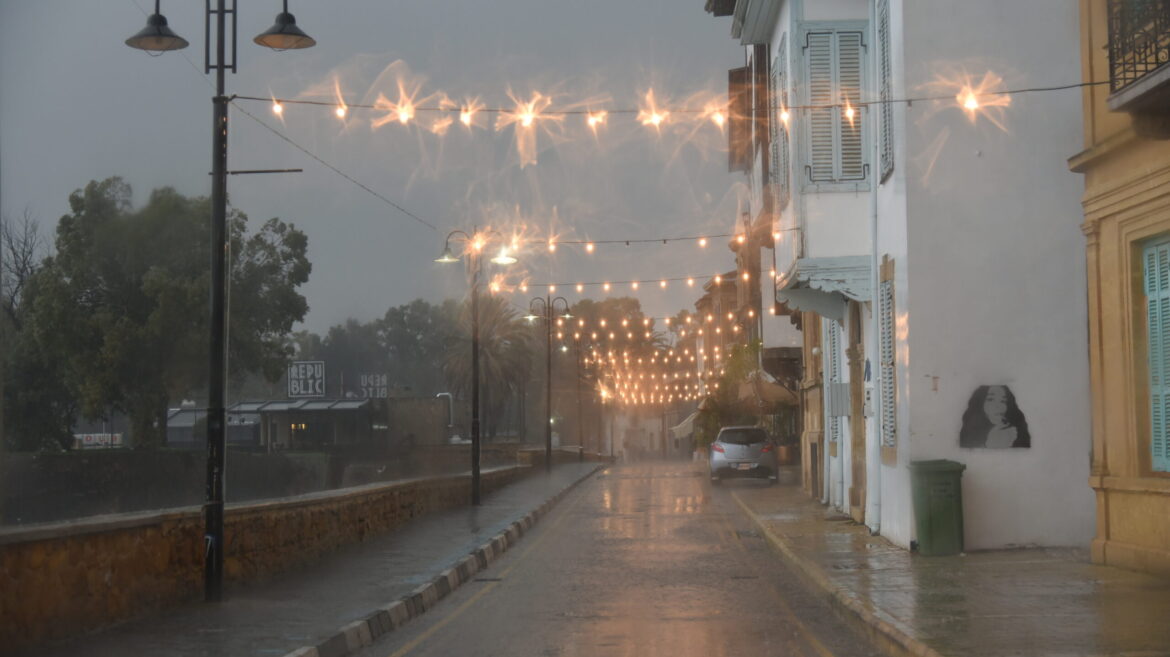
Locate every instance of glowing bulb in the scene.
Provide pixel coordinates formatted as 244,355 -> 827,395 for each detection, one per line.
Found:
460,109 -> 474,126
742,271 -> 750,281
335,105 -> 347,119
631,281 -> 639,290
845,106 -> 855,120
587,112 -> 607,128
748,309 -> 755,318
520,283 -> 528,293
472,239 -> 484,252
963,91 -> 979,111
711,111 -> 725,127
736,234 -> 746,244
272,101 -> 284,115
780,107 -> 790,124
603,282 -> 611,292
660,280 -> 667,289
698,237 -> 708,248
585,242 -> 595,253
576,284 -> 584,293
549,285 -> 556,294
687,278 -> 695,287
520,111 -> 535,127
714,275 -> 722,284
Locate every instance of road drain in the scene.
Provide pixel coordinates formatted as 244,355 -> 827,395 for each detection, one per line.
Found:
475,577 -> 503,582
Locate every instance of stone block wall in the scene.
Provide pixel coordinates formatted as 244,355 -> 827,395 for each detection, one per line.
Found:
0,466 -> 529,648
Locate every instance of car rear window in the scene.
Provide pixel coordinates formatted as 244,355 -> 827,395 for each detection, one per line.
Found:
718,428 -> 767,445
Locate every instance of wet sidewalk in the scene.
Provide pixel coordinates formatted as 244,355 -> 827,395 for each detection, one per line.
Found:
23,462 -> 601,657
730,467 -> 1170,657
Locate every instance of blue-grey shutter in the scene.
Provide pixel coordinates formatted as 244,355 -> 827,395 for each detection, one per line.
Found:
836,32 -> 865,180
771,36 -> 791,208
827,320 -> 843,442
804,29 -> 866,183
806,32 -> 836,182
1145,241 -> 1170,472
878,0 -> 894,182
880,279 -> 896,448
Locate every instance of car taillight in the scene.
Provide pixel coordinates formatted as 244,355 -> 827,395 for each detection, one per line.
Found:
711,443 -> 725,453
761,443 -> 774,452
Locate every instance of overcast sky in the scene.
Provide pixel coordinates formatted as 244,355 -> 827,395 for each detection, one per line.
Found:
1,1 -> 746,334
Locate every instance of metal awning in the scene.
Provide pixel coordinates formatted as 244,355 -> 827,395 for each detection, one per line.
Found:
775,256 -> 872,321
670,411 -> 700,440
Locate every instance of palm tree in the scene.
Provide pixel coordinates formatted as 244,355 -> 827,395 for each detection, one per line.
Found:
443,295 -> 533,439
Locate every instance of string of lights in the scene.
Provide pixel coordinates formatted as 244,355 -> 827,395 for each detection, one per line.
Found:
235,79 -> 1109,124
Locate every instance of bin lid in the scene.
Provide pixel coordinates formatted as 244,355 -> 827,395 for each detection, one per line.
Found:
909,459 -> 966,472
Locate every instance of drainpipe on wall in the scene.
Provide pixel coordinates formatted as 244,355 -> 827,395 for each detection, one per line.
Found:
865,11 -> 882,534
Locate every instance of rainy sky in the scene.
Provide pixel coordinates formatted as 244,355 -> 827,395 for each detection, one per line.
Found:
0,1 -> 746,334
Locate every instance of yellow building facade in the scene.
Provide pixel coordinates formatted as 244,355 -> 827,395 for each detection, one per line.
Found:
1071,0 -> 1170,576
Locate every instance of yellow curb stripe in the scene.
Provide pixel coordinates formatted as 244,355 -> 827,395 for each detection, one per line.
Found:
729,490 -> 945,657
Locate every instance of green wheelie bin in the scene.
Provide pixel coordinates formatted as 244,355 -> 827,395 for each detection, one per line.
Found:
909,459 -> 966,556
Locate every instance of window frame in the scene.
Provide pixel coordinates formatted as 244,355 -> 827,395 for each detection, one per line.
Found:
1142,238 -> 1170,474
797,21 -> 870,193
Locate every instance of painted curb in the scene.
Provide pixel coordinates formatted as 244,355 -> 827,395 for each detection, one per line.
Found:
279,464 -> 603,657
729,491 -> 945,657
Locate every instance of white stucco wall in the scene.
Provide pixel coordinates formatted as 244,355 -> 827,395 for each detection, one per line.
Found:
891,0 -> 1094,549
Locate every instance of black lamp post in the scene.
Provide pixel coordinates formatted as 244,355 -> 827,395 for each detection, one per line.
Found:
126,0 -> 315,603
526,296 -> 571,472
436,230 -> 516,504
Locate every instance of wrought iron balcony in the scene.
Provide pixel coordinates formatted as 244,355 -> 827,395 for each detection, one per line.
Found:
1108,0 -> 1170,137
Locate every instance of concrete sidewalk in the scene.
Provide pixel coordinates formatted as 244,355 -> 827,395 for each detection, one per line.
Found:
23,462 -> 601,657
730,467 -> 1170,657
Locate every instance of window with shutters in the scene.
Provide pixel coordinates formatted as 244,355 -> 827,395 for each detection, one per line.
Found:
802,25 -> 868,188
770,36 -> 791,209
826,318 -> 843,443
877,0 -> 894,182
1143,240 -> 1170,473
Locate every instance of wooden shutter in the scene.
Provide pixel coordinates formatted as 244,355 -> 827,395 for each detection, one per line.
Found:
805,32 -> 836,182
879,277 -> 897,448
1145,241 -> 1170,472
877,0 -> 894,181
770,37 -> 791,209
827,319 -> 843,442
729,66 -> 751,173
836,32 -> 865,180
804,29 -> 867,184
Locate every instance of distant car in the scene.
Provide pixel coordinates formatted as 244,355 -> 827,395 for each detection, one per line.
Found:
709,426 -> 778,485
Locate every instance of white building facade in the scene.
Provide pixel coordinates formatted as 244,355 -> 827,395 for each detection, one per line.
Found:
710,0 -> 1094,550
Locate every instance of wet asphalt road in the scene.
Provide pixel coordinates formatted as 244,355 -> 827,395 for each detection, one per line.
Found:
355,461 -> 880,657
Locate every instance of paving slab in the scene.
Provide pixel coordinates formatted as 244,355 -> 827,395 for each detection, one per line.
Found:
730,467 -> 1170,657
22,462 -> 601,657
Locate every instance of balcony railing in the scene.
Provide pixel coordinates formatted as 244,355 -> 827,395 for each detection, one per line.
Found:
1108,0 -> 1170,93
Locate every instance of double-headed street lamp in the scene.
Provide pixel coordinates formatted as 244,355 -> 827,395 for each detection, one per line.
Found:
525,296 -> 571,472
126,0 -> 316,603
436,229 -> 517,504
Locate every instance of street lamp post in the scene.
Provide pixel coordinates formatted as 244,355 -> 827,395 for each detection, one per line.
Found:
526,296 -> 571,472
126,0 -> 315,603
436,230 -> 515,504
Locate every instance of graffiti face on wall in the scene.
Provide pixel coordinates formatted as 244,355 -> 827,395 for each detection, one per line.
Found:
960,385 -> 1031,448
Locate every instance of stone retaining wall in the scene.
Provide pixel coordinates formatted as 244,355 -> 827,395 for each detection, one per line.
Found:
0,466 -> 530,649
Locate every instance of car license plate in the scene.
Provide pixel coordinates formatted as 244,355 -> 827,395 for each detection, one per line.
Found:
735,463 -> 754,470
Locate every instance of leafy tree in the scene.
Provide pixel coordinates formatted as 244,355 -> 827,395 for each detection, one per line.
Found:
18,178 -> 310,448
694,339 -> 763,447
381,298 -> 460,396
